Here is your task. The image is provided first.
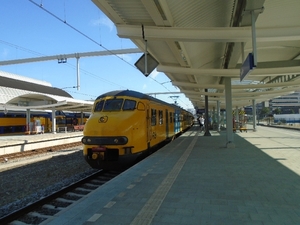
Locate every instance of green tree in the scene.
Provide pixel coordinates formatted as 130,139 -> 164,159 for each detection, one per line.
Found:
273,108 -> 281,114
260,107 -> 270,118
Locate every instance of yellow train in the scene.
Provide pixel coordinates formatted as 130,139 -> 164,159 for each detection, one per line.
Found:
82,90 -> 194,170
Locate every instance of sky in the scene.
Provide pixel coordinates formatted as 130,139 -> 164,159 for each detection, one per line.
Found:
0,0 -> 193,110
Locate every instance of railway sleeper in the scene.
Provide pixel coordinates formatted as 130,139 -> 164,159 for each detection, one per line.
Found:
66,192 -> 85,198
55,197 -> 76,203
43,204 -> 65,211
28,211 -> 52,219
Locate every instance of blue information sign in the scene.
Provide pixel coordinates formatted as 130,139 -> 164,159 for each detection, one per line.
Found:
240,53 -> 255,81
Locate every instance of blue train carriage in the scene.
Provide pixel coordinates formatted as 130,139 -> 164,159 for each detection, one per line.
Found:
81,90 -> 193,170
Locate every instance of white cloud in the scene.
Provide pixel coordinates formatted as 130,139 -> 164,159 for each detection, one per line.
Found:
91,17 -> 114,32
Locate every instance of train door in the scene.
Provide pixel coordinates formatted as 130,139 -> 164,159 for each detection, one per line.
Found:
165,109 -> 169,138
147,107 -> 151,145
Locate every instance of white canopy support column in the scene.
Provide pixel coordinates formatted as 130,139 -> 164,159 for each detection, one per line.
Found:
204,89 -> 211,136
52,108 -> 56,134
252,99 -> 257,131
225,77 -> 235,148
216,100 -> 220,132
81,111 -> 84,125
26,109 -> 31,133
235,106 -> 239,129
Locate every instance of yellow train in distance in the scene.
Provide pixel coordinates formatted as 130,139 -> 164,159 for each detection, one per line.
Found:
82,90 -> 194,170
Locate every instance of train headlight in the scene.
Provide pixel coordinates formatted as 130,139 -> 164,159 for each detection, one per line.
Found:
87,138 -> 92,143
99,116 -> 108,123
114,138 -> 119,144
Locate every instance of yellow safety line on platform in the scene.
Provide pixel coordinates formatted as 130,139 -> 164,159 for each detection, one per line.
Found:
130,130 -> 199,225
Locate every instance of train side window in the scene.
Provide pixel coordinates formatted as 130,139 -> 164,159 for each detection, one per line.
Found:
94,100 -> 104,112
151,109 -> 156,126
103,99 -> 123,111
159,110 -> 163,125
123,99 -> 136,111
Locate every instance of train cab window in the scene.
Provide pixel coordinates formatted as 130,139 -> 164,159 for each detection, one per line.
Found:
94,100 -> 104,112
151,109 -> 157,126
123,99 -> 136,111
159,110 -> 163,125
103,99 -> 124,111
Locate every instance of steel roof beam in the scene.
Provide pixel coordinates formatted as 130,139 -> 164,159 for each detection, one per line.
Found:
157,65 -> 300,78
0,48 -> 142,66
116,25 -> 300,42
172,79 -> 300,89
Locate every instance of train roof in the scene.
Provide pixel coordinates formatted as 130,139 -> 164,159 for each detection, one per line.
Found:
95,90 -> 189,112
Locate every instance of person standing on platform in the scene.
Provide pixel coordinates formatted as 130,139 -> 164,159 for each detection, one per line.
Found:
200,116 -> 205,132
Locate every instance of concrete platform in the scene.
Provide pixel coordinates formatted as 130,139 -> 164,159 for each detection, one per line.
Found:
40,125 -> 300,224
0,132 -> 83,155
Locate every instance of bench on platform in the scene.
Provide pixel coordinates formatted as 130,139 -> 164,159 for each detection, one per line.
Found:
73,125 -> 84,131
233,127 -> 247,133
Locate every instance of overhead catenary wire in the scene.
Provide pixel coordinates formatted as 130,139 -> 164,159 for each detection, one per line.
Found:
28,0 -> 136,70
10,1 -> 190,107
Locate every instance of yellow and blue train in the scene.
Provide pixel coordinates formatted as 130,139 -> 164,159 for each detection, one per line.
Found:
82,90 -> 194,170
0,111 -> 89,135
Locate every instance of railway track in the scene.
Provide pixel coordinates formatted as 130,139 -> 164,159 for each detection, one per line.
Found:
1,142 -> 82,163
0,170 -> 121,225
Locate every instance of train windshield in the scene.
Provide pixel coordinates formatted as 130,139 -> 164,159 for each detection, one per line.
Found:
103,99 -> 124,111
123,99 -> 136,111
94,99 -> 136,112
94,100 -> 104,112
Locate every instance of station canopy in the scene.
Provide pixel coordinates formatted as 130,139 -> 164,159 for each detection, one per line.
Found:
0,71 -> 93,113
92,0 -> 300,109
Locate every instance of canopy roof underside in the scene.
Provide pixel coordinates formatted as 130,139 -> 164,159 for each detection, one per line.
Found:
92,0 -> 300,109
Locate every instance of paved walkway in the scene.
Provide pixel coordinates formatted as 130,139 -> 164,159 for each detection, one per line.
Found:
44,125 -> 300,225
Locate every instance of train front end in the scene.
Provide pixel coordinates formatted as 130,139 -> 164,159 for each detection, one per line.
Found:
82,93 -> 147,170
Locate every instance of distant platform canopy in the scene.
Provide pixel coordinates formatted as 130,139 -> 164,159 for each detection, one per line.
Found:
0,71 -> 93,112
